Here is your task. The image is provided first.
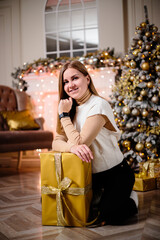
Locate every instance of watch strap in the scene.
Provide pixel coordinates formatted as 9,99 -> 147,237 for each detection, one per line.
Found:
59,112 -> 69,120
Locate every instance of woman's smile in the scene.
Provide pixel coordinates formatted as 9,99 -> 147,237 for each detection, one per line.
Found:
69,87 -> 78,93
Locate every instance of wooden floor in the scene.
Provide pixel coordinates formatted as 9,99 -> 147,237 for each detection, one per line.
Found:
0,155 -> 160,240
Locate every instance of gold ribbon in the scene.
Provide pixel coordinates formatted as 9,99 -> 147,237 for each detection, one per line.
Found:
41,153 -> 92,226
138,159 -> 160,178
146,122 -> 160,136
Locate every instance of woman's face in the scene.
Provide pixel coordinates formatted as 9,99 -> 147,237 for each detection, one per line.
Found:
63,68 -> 90,99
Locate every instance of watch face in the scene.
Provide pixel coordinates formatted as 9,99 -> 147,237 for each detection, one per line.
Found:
59,112 -> 69,119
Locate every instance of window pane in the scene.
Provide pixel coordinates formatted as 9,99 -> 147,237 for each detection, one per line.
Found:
85,8 -> 97,28
71,1 -> 82,9
73,51 -> 84,57
45,13 -> 56,32
72,30 -> 84,49
84,0 -> 96,8
58,12 -> 70,31
46,33 -> 57,52
58,0 -> 69,11
85,28 -> 98,48
60,52 -> 70,58
72,10 -> 83,30
86,49 -> 97,54
59,32 -> 70,51
47,53 -> 57,59
45,0 -> 57,12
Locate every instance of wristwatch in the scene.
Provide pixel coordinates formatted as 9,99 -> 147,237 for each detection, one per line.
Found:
59,112 -> 69,119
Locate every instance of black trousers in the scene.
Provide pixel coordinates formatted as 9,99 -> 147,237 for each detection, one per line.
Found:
91,159 -> 138,225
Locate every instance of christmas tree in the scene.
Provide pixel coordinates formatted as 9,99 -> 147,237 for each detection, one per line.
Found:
111,6 -> 160,169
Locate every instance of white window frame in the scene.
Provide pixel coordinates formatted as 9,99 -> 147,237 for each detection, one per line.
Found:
44,0 -> 99,58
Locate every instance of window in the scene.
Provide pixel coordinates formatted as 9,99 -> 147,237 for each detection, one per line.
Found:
45,0 -> 99,59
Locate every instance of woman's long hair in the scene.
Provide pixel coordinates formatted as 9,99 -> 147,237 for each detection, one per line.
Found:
56,60 -> 99,134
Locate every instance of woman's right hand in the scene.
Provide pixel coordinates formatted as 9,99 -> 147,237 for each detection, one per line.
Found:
58,97 -> 72,114
70,144 -> 93,163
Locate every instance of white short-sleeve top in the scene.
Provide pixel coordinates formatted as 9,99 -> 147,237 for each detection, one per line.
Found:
73,95 -> 124,173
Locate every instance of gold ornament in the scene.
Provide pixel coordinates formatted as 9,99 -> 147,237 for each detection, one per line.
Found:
145,142 -> 152,149
114,111 -> 117,116
147,81 -> 153,88
141,62 -> 150,71
140,89 -> 147,96
156,45 -> 160,51
151,95 -> 159,103
135,142 -> 144,151
127,157 -> 134,166
145,32 -> 151,38
130,60 -> 136,68
153,34 -> 158,41
145,44 -> 151,51
153,26 -> 158,32
155,65 -> 160,72
129,157 -> 134,163
122,106 -> 131,115
126,122 -> 132,128
133,49 -> 140,56
141,22 -> 147,28
125,61 -> 130,68
131,108 -> 140,116
139,152 -> 145,158
141,75 -> 146,81
138,40 -> 143,46
119,122 -> 123,127
130,76 -> 135,81
138,96 -> 143,101
141,109 -> 149,117
158,90 -> 160,97
122,140 -> 131,148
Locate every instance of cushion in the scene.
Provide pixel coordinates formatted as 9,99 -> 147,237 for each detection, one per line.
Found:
1,110 -> 40,131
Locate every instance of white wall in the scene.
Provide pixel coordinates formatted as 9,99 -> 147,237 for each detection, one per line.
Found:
0,0 -> 21,86
98,0 -> 125,55
20,0 -> 46,64
0,0 -> 46,86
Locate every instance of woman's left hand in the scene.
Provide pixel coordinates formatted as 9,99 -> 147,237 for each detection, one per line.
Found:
70,144 -> 93,163
59,97 -> 73,114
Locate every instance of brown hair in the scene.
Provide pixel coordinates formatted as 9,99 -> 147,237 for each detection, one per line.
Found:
56,60 -> 99,134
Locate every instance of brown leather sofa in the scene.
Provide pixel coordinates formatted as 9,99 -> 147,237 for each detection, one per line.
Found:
0,85 -> 53,169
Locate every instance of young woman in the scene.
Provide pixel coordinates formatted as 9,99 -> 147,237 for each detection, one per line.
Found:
52,60 -> 138,227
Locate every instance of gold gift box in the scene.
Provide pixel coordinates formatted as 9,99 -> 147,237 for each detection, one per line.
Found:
139,160 -> 160,178
40,152 -> 92,227
133,174 -> 156,192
